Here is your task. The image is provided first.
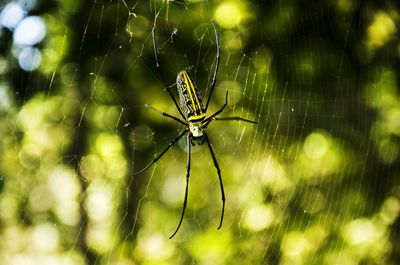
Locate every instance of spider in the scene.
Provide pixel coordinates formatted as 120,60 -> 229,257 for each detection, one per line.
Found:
135,20 -> 257,238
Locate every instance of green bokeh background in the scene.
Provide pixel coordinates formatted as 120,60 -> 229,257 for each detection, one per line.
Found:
1,0 -> 400,264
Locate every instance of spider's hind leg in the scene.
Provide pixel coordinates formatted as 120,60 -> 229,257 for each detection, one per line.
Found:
169,133 -> 192,239
204,132 -> 225,229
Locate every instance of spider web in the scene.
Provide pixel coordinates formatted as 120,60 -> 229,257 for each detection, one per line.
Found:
1,0 -> 400,264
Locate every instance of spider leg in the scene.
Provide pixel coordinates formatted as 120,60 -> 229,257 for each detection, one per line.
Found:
134,130 -> 188,175
209,116 -> 258,124
152,28 -> 186,119
204,90 -> 228,125
144,104 -> 188,126
205,19 -> 220,112
204,132 -> 225,230
169,133 -> 192,239
204,91 -> 258,128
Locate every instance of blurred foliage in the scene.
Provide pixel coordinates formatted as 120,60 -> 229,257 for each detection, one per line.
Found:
0,0 -> 400,264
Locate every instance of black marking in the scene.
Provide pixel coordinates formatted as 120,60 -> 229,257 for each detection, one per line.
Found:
176,70 -> 205,121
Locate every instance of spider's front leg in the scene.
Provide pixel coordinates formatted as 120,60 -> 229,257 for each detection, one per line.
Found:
204,90 -> 258,127
133,130 -> 188,175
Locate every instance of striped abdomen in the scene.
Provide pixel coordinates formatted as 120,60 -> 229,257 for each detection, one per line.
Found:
176,70 -> 206,122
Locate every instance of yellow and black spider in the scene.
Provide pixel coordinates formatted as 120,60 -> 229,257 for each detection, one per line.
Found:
135,20 -> 257,238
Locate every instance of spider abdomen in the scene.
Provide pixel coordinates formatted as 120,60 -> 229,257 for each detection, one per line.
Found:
176,70 -> 205,121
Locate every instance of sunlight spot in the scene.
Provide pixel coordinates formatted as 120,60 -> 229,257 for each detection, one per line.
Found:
335,0 -> 357,13
0,195 -> 18,221
32,223 -> 59,251
342,218 -> 383,245
244,204 -> 275,231
215,2 -> 242,28
49,167 -> 81,202
261,157 -> 293,194
364,69 -> 397,109
281,231 -> 312,261
0,2 -> 26,30
222,30 -> 242,50
94,132 -> 127,179
48,167 -> 81,225
29,185 -> 53,212
18,143 -> 41,169
137,233 -> 175,261
90,105 -> 121,130
281,226 -> 327,263
85,223 -> 113,254
303,131 -> 329,159
54,200 -> 80,226
18,47 -> 42,71
162,176 -> 184,206
367,12 -> 396,48
95,133 -> 124,158
189,230 -> 231,263
386,108 -> 400,135
378,138 -> 399,164
0,83 -> 11,111
85,181 -> 113,221
61,251 -> 86,265
305,225 -> 328,247
380,197 -> 400,225
79,155 -> 105,180
13,16 -> 46,46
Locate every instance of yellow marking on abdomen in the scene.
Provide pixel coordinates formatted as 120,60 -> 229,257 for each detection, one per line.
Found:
188,113 -> 206,122
181,71 -> 203,116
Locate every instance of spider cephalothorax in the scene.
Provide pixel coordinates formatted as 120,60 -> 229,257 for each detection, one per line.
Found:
135,20 -> 257,238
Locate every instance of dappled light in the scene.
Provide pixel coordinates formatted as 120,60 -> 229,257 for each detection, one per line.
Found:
0,0 -> 400,264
